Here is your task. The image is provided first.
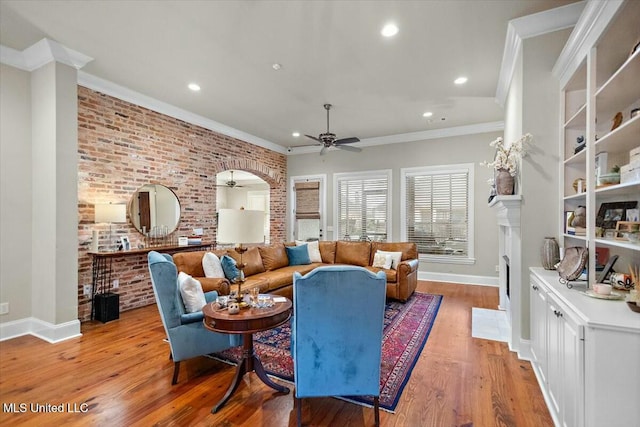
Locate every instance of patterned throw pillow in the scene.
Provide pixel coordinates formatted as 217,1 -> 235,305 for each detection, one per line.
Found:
372,251 -> 393,269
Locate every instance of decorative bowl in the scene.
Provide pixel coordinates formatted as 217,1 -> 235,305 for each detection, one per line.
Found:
598,173 -> 620,185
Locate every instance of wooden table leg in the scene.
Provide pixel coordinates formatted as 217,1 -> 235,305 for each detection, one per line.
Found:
211,332 -> 289,413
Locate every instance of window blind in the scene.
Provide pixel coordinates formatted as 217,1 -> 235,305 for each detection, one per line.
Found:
336,174 -> 388,241
405,170 -> 469,256
294,181 -> 320,219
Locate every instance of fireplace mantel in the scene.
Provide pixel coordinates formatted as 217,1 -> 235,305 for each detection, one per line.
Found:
489,195 -> 522,353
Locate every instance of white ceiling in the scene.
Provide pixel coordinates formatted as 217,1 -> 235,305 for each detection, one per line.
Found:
0,0 -> 578,152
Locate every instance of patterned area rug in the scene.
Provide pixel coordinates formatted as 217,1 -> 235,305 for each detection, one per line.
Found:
212,292 -> 442,412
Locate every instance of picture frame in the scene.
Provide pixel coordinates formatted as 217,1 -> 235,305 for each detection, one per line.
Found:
596,201 -> 638,230
615,221 -> 640,239
626,208 -> 640,222
120,236 -> 131,251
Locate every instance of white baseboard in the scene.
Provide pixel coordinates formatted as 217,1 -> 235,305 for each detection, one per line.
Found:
418,271 -> 499,287
0,317 -> 81,343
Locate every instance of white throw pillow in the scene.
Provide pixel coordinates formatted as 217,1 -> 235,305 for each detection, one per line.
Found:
376,250 -> 403,270
178,272 -> 206,313
295,240 -> 322,263
202,252 -> 225,278
372,251 -> 393,269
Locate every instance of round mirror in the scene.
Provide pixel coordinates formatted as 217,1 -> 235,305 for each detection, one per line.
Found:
129,184 -> 180,235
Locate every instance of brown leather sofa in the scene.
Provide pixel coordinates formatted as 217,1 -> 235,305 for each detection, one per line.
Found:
172,241 -> 419,301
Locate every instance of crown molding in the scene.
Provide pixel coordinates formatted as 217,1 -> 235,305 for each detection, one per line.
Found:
495,1 -> 585,106
287,121 -> 504,155
0,38 -> 93,71
552,0 -> 625,88
78,71 -> 287,154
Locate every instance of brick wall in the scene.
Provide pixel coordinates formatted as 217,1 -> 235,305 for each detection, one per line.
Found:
77,86 -> 287,321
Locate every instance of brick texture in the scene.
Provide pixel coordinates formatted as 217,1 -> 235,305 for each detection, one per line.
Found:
77,86 -> 286,321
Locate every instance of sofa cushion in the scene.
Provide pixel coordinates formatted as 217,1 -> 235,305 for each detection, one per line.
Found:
371,242 -> 418,262
259,244 -> 289,271
365,266 -> 397,283
202,252 -> 225,278
229,247 -> 266,277
220,255 -> 240,282
296,240 -> 322,263
252,265 -> 318,291
335,241 -> 371,267
319,241 -> 336,264
177,272 -> 206,313
286,245 -> 311,265
173,251 -> 207,277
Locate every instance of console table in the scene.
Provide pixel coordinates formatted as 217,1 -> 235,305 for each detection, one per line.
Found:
88,242 -> 213,320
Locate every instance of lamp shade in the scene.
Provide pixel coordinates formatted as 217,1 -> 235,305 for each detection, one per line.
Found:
95,203 -> 127,223
217,209 -> 264,244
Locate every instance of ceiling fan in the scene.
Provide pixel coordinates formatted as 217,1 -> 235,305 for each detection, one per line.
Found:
216,170 -> 244,188
302,104 -> 361,155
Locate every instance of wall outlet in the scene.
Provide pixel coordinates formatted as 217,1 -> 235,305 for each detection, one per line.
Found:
83,285 -> 91,296
495,265 -> 500,272
0,302 -> 8,315
113,279 -> 119,289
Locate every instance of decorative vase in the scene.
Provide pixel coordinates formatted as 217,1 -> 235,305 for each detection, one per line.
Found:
542,237 -> 560,270
495,169 -> 515,195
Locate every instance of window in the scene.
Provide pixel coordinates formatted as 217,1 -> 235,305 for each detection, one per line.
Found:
335,170 -> 391,242
401,164 -> 475,264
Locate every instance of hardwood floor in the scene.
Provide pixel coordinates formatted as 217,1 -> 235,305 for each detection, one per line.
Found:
0,281 -> 553,426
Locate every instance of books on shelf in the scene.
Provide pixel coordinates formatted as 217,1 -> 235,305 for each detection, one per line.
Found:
187,236 -> 202,245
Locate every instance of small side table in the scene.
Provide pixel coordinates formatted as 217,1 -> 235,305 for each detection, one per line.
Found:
203,297 -> 292,413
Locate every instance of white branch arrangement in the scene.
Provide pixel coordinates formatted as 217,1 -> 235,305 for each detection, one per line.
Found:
481,133 -> 533,177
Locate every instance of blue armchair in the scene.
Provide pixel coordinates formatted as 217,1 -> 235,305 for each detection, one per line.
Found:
292,266 -> 386,426
148,251 -> 239,384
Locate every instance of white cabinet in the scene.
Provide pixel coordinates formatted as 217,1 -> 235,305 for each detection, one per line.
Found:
530,272 -> 584,427
530,268 -> 640,427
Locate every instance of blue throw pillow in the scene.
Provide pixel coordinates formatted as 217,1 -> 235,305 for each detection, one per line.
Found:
220,254 -> 240,282
286,244 -> 311,266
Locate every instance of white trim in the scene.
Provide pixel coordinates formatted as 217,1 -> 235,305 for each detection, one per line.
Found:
418,271 -> 498,287
552,0 -> 624,89
0,317 -> 82,343
0,38 -> 93,71
400,163 -> 475,264
288,122 -> 504,155
333,169 -> 393,242
77,71 -> 287,154
289,174 -> 327,241
495,2 -> 585,106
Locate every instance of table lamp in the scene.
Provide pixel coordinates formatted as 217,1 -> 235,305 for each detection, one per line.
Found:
217,208 -> 264,296
95,203 -> 127,252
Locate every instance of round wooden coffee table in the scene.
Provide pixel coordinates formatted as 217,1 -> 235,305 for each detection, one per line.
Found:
203,297 -> 292,413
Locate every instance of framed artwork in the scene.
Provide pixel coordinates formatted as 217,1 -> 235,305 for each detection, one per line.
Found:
120,236 -> 131,251
596,201 -> 638,229
615,221 -> 640,238
626,208 -> 639,222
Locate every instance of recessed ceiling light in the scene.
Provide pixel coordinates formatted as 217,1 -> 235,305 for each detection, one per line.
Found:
454,77 -> 468,85
188,83 -> 201,91
422,112 -> 433,118
292,132 -> 300,137
272,63 -> 282,71
381,23 -> 399,37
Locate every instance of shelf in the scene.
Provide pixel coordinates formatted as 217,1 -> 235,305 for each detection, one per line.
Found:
563,192 -> 586,201
595,181 -> 640,198
596,49 -> 640,115
564,148 -> 586,166
88,242 -> 214,258
594,114 -> 640,154
595,238 -> 640,251
564,103 -> 587,129
563,233 -> 587,242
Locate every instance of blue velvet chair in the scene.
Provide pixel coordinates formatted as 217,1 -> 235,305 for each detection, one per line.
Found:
148,251 -> 239,384
292,266 -> 386,426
